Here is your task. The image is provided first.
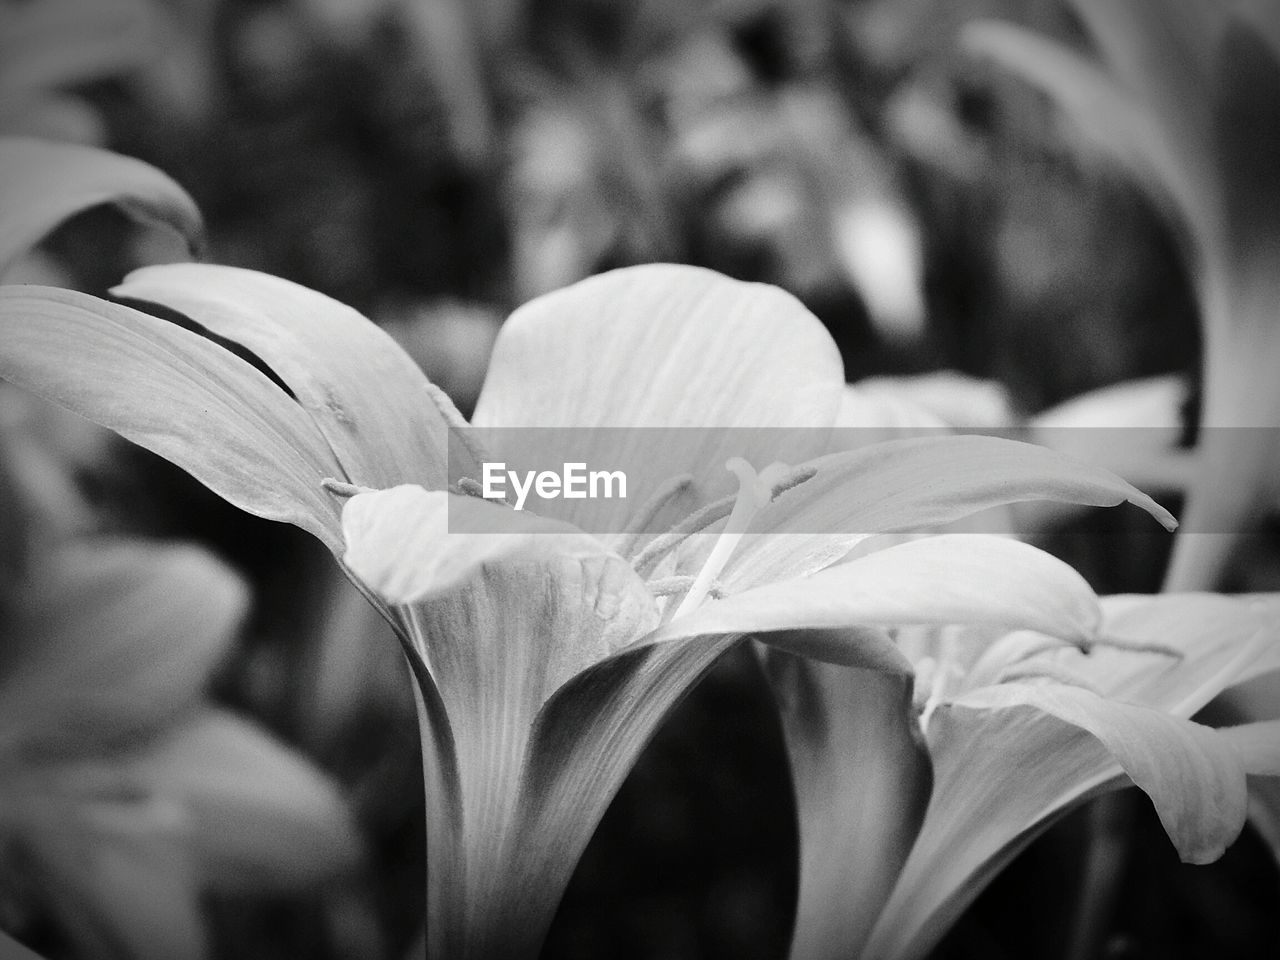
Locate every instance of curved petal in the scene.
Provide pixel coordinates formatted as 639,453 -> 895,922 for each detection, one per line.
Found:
862,704 -> 1121,960
763,656 -> 931,960
1219,719 -> 1280,774
392,539 -> 660,958
651,535 -> 1102,658
954,683 -> 1247,864
0,286 -> 345,549
0,540 -> 248,760
864,593 -> 1280,960
512,631 -> 741,958
0,930 -> 46,960
722,435 -> 1175,588
114,263 -> 479,489
132,708 -> 364,891
472,264 -> 845,529
341,484 -> 596,604
841,373 -> 1012,431
1084,593 -> 1280,714
0,136 -> 202,274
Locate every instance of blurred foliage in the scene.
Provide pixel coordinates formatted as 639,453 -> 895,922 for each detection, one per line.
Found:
2,0 -> 1277,959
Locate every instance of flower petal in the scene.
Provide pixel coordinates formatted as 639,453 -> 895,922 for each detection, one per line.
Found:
722,435 -> 1175,589
0,930 -> 46,960
954,683 -> 1248,864
1217,719 -> 1280,774
842,373 -> 1012,431
340,484 -> 596,605
652,535 -> 1102,659
0,136 -> 202,274
864,594 -> 1280,960
1083,593 -> 1280,715
862,704 -> 1121,960
472,264 -> 845,529
0,286 -> 346,549
0,540 -> 248,760
381,523 -> 660,958
114,264 -> 478,489
762,655 -> 930,960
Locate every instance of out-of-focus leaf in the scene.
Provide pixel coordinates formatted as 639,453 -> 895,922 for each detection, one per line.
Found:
115,263 -> 477,490
0,0 -> 153,96
0,138 -> 203,275
0,541 -> 248,760
21,803 -> 205,960
132,709 -> 364,891
0,287 -> 346,550
961,19 -> 1214,248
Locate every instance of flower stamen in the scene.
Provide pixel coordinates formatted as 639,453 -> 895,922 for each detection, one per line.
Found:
670,457 -> 799,619
616,473 -> 695,559
322,478 -> 375,499
631,463 -> 817,577
647,575 -> 724,599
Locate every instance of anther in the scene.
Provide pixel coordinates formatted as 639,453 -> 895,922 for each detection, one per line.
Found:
647,575 -> 724,599
322,478 -> 375,499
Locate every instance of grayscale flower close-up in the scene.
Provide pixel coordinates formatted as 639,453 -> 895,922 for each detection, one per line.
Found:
0,2 -> 1278,959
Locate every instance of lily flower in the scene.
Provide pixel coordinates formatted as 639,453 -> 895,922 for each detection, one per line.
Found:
771,591 -> 1280,960
0,251 -> 1180,957
0,538 -> 364,960
0,135 -> 1181,957
963,0 -> 1280,590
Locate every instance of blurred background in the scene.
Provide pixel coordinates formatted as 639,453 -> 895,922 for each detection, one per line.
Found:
0,1 -> 1276,958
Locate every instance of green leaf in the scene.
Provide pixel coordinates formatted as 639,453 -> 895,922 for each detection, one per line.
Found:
0,286 -> 345,550
115,264 -> 477,489
0,137 -> 202,274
